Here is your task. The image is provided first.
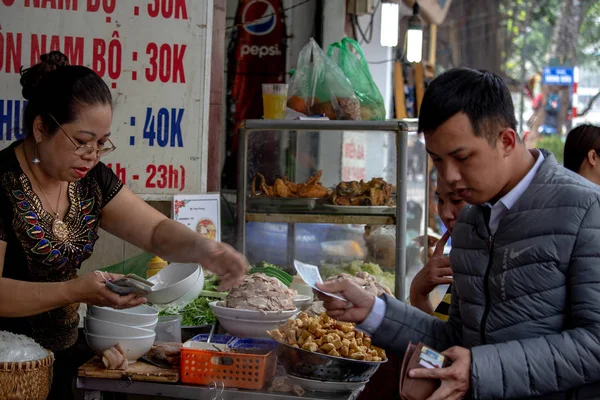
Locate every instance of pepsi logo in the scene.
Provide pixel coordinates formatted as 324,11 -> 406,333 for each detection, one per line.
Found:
242,0 -> 277,36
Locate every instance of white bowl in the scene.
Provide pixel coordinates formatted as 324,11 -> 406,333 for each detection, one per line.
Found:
167,268 -> 205,307
136,319 -> 159,331
146,263 -> 201,304
84,331 -> 156,363
216,315 -> 289,338
87,305 -> 159,326
293,295 -> 313,311
84,316 -> 155,337
209,301 -> 299,322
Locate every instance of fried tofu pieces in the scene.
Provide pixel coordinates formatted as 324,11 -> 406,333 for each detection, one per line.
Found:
267,312 -> 386,362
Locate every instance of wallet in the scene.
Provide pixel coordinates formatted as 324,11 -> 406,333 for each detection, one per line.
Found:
399,342 -> 449,400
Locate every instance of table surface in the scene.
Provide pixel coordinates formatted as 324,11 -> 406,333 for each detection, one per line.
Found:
76,377 -> 361,400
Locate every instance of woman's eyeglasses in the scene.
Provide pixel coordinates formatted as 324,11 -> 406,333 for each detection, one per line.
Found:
48,114 -> 116,157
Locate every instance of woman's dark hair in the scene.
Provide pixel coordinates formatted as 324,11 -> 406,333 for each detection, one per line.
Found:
419,68 -> 518,144
19,51 -> 112,137
564,124 -> 600,173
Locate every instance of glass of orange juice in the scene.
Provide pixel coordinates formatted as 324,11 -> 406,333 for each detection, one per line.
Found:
262,83 -> 288,120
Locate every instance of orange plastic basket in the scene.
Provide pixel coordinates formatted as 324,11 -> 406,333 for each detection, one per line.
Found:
180,336 -> 278,390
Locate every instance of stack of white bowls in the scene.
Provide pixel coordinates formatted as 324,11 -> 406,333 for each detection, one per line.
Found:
84,305 -> 158,363
209,301 -> 298,338
146,263 -> 204,306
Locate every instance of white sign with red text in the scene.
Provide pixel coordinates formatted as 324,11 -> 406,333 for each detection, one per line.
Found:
0,0 -> 213,197
341,131 -> 367,182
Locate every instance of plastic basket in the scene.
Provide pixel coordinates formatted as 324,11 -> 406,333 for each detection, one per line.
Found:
180,335 -> 278,389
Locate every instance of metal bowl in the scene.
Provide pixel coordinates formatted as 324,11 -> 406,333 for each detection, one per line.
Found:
277,342 -> 385,383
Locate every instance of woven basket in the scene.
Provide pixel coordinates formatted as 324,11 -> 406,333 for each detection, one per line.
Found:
0,352 -> 54,400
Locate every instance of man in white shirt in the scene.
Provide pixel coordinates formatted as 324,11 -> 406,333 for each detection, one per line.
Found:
318,68 -> 600,400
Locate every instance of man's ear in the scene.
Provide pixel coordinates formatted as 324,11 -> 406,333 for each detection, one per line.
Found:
587,149 -> 598,167
497,128 -> 518,157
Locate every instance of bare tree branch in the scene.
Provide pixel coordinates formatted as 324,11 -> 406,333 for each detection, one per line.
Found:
526,55 -> 541,73
579,91 -> 600,117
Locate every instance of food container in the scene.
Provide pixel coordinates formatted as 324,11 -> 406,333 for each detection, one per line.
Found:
181,335 -> 278,389
147,256 -> 168,278
146,263 -> 202,304
155,315 -> 182,343
290,275 -> 314,298
321,240 -> 365,261
293,295 -> 313,311
181,324 -> 214,343
209,301 -> 298,338
0,352 -> 54,400
87,305 -> 159,327
209,301 -> 298,321
277,342 -> 384,382
84,332 -> 156,363
84,316 -> 155,337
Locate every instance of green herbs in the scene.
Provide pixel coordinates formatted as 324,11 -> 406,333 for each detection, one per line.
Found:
159,296 -> 216,327
250,262 -> 293,287
203,274 -> 220,292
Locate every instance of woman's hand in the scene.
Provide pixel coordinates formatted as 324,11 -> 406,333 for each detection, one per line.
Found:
196,239 -> 249,291
66,271 -> 147,309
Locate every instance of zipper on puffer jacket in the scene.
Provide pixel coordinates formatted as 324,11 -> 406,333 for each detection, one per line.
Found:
480,233 -> 495,345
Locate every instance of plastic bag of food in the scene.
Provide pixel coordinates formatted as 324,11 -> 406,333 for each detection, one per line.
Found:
287,38 -> 360,120
328,38 -> 386,120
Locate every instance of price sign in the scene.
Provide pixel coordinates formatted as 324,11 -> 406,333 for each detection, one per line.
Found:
0,0 -> 213,197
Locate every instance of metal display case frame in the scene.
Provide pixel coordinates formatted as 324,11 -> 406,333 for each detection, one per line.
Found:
235,119 -> 423,301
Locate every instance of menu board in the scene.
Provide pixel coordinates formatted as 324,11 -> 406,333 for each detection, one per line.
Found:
0,0 -> 213,197
172,194 -> 221,242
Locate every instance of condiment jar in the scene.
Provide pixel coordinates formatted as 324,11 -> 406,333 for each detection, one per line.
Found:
146,256 -> 168,278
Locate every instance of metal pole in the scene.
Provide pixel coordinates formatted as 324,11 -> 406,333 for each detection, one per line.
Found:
395,126 -> 409,301
287,129 -> 299,269
519,28 -> 529,136
286,223 -> 296,270
235,125 -> 248,255
422,151 -> 430,266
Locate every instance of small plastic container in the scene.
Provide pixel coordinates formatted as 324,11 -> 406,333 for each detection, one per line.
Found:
290,275 -> 313,298
146,256 -> 168,278
180,335 -> 278,389
154,315 -> 182,343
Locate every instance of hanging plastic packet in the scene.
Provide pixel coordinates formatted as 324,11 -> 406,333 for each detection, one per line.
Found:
328,38 -> 386,120
286,38 -> 360,120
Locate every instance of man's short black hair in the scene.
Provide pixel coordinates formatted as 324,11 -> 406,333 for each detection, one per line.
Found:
418,68 -> 518,143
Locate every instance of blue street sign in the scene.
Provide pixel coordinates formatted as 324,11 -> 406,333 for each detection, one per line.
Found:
542,67 -> 574,85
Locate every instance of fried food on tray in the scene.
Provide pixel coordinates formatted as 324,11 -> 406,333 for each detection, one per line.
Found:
330,178 -> 393,206
268,312 -> 386,362
251,171 -> 329,199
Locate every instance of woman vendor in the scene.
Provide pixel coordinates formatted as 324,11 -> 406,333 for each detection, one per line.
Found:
0,51 -> 248,399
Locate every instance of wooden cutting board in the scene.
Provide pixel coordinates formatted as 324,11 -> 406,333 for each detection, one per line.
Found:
78,357 -> 179,383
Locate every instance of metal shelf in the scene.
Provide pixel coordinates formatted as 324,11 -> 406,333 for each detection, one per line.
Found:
245,213 -> 396,225
77,377 -> 357,400
236,119 -> 422,300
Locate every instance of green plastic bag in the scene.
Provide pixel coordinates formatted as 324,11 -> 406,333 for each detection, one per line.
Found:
287,38 -> 360,120
328,38 -> 386,120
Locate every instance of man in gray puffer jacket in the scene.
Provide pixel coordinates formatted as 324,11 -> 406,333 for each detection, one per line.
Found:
318,68 -> 600,399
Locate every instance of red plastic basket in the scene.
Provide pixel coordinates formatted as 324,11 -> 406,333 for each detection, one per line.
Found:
180,337 -> 278,390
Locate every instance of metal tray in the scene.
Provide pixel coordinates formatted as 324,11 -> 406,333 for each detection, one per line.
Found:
286,375 -> 368,393
321,204 -> 395,215
247,197 -> 322,212
277,342 -> 384,383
